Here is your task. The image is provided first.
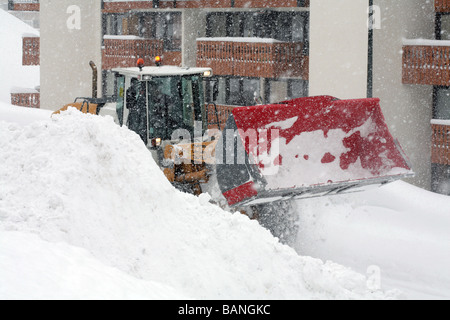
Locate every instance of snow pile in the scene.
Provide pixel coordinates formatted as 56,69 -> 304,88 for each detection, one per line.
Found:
0,232 -> 186,300
0,9 -> 40,104
0,101 -> 51,125
296,181 -> 450,299
0,109 -> 394,299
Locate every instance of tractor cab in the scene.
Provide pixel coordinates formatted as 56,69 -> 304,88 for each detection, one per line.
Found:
112,64 -> 213,149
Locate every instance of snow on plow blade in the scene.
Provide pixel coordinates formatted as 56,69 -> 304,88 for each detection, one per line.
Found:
216,96 -> 414,207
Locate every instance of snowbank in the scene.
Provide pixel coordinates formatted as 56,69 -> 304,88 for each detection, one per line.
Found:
296,181 -> 450,299
0,109 -> 392,299
0,101 -> 51,125
0,9 -> 40,104
0,232 -> 187,300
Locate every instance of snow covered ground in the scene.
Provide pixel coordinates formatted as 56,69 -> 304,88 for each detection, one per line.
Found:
0,105 -> 399,300
0,9 -> 40,104
0,103 -> 449,300
295,182 -> 450,299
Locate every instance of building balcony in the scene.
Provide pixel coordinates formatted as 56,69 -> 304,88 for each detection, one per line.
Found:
197,38 -> 308,80
435,0 -> 450,13
102,36 -> 164,70
11,88 -> 40,108
432,120 -> 450,165
22,36 -> 39,66
8,0 -> 39,11
402,41 -> 450,86
102,0 -> 309,13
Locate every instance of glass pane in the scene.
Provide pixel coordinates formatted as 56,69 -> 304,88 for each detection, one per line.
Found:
208,14 -> 227,37
435,88 -> 450,119
148,78 -> 171,139
127,80 -> 147,143
292,14 -> 304,42
182,78 -> 194,129
243,79 -> 260,105
116,76 -> 125,126
441,15 -> 450,40
289,80 -> 308,99
171,13 -> 182,50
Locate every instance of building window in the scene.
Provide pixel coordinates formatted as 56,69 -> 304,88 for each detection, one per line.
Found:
434,87 -> 450,120
145,12 -> 182,51
226,78 -> 261,106
288,79 -> 309,100
432,164 -> 450,195
265,79 -> 308,104
206,77 -> 308,106
206,11 -> 309,44
103,12 -> 182,51
103,14 -> 127,36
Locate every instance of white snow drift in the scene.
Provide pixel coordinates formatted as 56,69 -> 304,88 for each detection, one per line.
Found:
0,109 -> 394,299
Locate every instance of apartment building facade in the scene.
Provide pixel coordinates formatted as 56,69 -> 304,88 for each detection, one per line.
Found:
9,0 -> 450,194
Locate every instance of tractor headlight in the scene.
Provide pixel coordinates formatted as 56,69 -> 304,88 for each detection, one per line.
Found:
152,138 -> 162,148
203,70 -> 212,77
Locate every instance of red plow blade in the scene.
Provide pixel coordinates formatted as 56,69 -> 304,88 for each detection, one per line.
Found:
215,96 -> 413,207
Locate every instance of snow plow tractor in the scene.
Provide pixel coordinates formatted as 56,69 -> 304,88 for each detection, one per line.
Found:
55,60 -> 414,242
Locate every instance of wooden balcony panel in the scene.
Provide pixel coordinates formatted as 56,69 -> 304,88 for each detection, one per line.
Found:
11,0 -> 40,11
103,1 -> 152,13
432,123 -> 450,165
102,38 -> 164,70
197,39 -> 307,79
11,92 -> 40,108
436,0 -> 450,13
22,36 -> 40,66
234,0 -> 309,8
103,0 -> 307,12
403,45 -> 450,86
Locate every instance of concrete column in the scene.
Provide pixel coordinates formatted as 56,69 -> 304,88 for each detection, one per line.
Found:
40,0 -> 102,110
373,0 -> 435,189
309,0 -> 369,99
182,9 -> 207,68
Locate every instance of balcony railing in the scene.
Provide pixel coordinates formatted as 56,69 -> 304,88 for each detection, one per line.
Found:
23,36 -> 39,66
11,90 -> 40,108
102,36 -> 164,70
402,42 -> 450,86
432,121 -> 450,165
197,38 -> 307,79
435,0 -> 450,13
8,0 -> 39,11
102,0 -> 308,12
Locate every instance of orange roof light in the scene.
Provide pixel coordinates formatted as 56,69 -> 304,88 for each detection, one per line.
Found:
155,56 -> 162,66
137,58 -> 145,71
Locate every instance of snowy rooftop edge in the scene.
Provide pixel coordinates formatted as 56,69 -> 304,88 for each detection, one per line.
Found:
403,38 -> 450,47
10,87 -> 39,94
22,32 -> 39,38
197,37 -> 283,43
431,119 -> 450,125
103,35 -> 146,40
